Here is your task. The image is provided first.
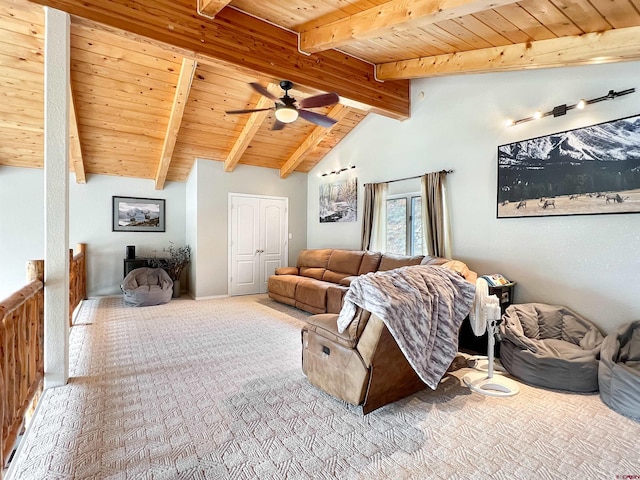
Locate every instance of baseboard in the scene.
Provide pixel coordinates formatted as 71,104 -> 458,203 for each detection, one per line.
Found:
94,293 -> 230,301
190,294 -> 229,301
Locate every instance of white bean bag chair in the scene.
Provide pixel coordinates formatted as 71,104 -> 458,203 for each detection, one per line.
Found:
121,267 -> 173,307
599,320 -> 640,419
499,303 -> 604,392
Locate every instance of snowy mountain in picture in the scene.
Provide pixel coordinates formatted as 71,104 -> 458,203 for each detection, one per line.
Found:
497,114 -> 640,213
499,116 -> 640,167
118,203 -> 160,225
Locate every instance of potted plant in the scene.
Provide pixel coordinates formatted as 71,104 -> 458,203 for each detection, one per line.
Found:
149,243 -> 191,297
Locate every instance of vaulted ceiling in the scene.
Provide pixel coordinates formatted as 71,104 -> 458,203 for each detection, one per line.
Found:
2,0 -> 639,188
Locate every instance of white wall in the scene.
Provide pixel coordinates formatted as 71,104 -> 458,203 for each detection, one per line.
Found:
187,159 -> 307,298
308,61 -> 640,333
71,175 -> 186,296
0,169 -> 186,298
2,159 -> 304,301
0,167 -> 45,299
185,161 -> 198,299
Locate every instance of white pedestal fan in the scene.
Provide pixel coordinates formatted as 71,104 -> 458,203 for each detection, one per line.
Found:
463,278 -> 520,397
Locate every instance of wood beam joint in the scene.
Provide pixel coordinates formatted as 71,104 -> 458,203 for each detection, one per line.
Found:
280,104 -> 349,179
197,0 -> 231,18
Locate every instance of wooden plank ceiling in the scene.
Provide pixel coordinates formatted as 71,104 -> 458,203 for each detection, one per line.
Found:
2,0 -> 640,187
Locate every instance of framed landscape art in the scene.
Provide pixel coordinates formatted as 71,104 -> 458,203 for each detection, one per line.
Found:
112,196 -> 166,232
497,114 -> 640,218
319,177 -> 357,223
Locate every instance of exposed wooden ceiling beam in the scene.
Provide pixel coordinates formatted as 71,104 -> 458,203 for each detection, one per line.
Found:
68,83 -> 85,184
155,58 -> 197,190
376,26 -> 640,79
280,104 -> 350,179
299,0 -> 520,54
28,0 -> 409,120
224,85 -> 277,173
197,0 -> 230,18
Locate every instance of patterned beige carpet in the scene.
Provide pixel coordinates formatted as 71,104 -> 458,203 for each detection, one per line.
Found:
8,295 -> 640,479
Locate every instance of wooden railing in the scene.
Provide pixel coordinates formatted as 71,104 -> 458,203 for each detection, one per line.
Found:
0,243 -> 87,469
0,260 -> 44,468
69,243 -> 87,326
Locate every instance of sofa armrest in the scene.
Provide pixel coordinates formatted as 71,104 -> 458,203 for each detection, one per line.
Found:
306,313 -> 356,348
339,276 -> 357,286
327,285 -> 349,314
275,266 -> 299,275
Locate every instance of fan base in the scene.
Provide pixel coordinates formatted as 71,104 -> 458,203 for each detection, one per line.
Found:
463,371 -> 520,397
466,355 -> 506,373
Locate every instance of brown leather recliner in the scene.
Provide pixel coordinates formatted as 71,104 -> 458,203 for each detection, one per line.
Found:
301,261 -> 478,413
302,309 -> 425,414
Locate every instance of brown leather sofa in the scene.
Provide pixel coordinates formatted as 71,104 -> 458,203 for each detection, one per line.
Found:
268,248 -> 447,314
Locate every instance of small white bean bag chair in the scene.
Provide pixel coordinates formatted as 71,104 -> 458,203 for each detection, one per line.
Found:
599,320 -> 640,419
121,267 -> 173,307
499,303 -> 604,392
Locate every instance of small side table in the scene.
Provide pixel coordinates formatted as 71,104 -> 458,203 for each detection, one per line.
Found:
488,282 -> 516,314
123,258 -> 149,277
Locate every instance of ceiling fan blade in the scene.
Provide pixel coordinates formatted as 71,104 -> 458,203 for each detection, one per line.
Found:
225,107 -> 274,114
271,120 -> 286,131
299,92 -> 339,109
249,82 -> 279,102
299,109 -> 339,128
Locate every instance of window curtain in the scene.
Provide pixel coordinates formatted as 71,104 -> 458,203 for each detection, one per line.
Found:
421,171 -> 451,258
360,182 -> 388,251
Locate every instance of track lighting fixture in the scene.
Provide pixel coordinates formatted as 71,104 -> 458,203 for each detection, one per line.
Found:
321,164 -> 356,177
505,88 -> 635,127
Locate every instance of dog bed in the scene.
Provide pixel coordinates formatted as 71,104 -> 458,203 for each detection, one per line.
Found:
599,320 -> 640,419
499,303 -> 604,392
121,267 -> 173,307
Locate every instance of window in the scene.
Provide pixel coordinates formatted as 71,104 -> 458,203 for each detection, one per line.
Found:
386,194 -> 422,255
386,198 -> 406,255
412,196 -> 423,255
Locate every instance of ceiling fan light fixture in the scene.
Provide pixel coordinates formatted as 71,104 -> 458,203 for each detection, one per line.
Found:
229,81 -> 338,129
275,106 -> 299,124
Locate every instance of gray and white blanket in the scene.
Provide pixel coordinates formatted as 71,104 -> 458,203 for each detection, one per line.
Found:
337,265 -> 476,389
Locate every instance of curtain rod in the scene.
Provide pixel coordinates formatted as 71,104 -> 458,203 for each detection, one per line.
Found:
364,169 -> 453,186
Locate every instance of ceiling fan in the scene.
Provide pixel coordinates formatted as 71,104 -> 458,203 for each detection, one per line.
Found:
225,80 -> 340,130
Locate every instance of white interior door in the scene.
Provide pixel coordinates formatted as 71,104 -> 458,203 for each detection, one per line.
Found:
230,196 -> 260,296
229,194 -> 287,296
260,198 -> 287,293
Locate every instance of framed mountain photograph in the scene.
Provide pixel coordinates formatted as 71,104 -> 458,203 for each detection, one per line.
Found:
112,196 -> 166,232
497,114 -> 640,218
